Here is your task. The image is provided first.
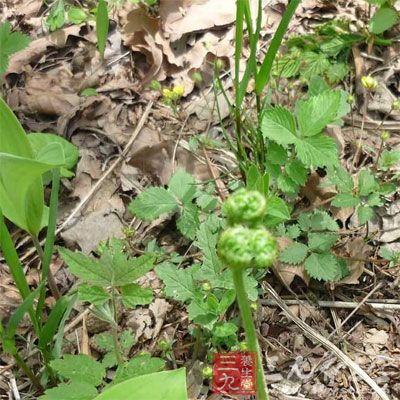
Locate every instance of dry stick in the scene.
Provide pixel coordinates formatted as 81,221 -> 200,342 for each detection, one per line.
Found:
262,282 -> 390,400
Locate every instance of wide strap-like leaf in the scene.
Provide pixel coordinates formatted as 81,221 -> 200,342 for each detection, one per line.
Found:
94,368 -> 188,400
0,149 -> 64,235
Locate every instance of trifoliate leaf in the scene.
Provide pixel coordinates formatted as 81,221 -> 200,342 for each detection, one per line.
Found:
128,187 -> 178,220
305,253 -> 340,281
39,381 -> 98,400
0,22 -> 30,74
168,168 -> 196,203
113,355 -> 165,385
176,202 -> 200,240
155,262 -> 199,302
297,90 -> 341,137
121,283 -> 153,308
358,170 -> 377,196
308,233 -> 338,252
285,159 -> 308,185
78,285 -> 110,305
357,205 -> 373,224
280,242 -> 309,264
50,354 -> 105,386
369,7 -> 398,34
294,134 -> 338,168
331,193 -> 359,208
298,211 -> 338,232
261,106 -> 297,146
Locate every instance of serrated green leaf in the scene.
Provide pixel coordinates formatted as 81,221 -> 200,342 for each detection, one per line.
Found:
297,91 -> 341,137
367,193 -> 382,207
331,193 -> 359,208
113,355 -> 165,385
379,150 -> 400,171
358,170 -> 378,196
295,134 -> 338,168
277,174 -> 299,195
326,62 -> 348,84
51,354 -> 105,386
280,242 -> 309,264
302,51 -> 331,79
327,165 -> 354,193
176,202 -> 200,240
94,333 -> 114,352
357,205 -> 373,224
305,253 -> 340,281
285,159 -> 308,185
155,262 -> 199,302
0,22 -> 30,74
369,7 -> 398,34
59,248 -> 155,287
168,168 -> 196,203
121,283 -> 153,308
266,142 -> 288,164
308,233 -> 338,252
46,0 -> 66,31
266,195 -> 291,220
308,76 -> 330,96
39,381 -> 98,400
287,224 -> 301,239
196,193 -> 217,211
272,56 -> 300,78
129,187 -> 178,221
261,107 -> 297,146
78,285 -> 110,305
194,221 -> 221,273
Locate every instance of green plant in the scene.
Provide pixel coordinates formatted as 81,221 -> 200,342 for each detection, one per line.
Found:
0,98 -> 78,387
59,239 -> 155,363
217,189 -> 279,400
0,21 -> 30,74
368,0 -> 399,35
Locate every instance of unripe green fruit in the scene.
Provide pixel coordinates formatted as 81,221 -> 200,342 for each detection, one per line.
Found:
202,282 -> 212,292
222,188 -> 267,224
202,366 -> 213,379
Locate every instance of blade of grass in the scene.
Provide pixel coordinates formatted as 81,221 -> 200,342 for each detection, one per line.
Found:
96,0 -> 109,59
255,0 -> 301,94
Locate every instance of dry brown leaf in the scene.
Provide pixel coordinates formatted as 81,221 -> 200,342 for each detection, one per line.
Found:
7,25 -> 83,75
159,0 -> 236,41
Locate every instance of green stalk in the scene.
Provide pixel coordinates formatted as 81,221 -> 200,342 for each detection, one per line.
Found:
231,268 -> 268,400
13,352 -> 44,393
36,168 -> 61,324
0,211 -> 39,334
111,290 -> 123,365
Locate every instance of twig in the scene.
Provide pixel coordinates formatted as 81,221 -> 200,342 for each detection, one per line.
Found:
262,282 -> 390,400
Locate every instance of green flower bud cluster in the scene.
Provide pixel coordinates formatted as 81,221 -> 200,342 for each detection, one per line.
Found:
218,189 -> 278,270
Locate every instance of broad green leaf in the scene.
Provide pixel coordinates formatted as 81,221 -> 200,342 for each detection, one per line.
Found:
0,22 -> 30,74
305,253 -> 340,281
113,355 -> 165,385
176,203 -> 200,240
357,205 -> 373,224
155,262 -> 199,302
121,283 -> 153,308
285,159 -> 308,185
287,224 -> 301,239
277,174 -> 299,195
51,354 -> 105,386
96,0 -> 109,58
308,233 -> 338,252
272,56 -> 300,78
379,149 -> 400,171
266,142 -> 288,165
301,51 -> 330,79
128,187 -> 178,221
331,193 -> 359,208
299,211 -> 338,232
59,248 -> 155,287
369,7 -> 398,34
39,381 -> 98,400
327,165 -> 354,193
265,195 -> 291,225
194,221 -> 221,273
218,289 -> 236,314
78,285 -> 110,305
280,242 -> 309,264
358,170 -> 377,196
168,169 -> 196,203
297,91 -> 341,137
246,164 -> 270,196
0,152 -> 63,235
94,369 -> 187,400
308,76 -> 329,96
46,0 -> 65,31
367,193 -> 382,207
28,132 -> 79,173
261,107 -> 297,145
68,7 -> 88,24
294,134 -> 338,168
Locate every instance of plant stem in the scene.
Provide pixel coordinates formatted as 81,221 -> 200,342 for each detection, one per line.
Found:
37,168 -> 61,324
13,351 -> 44,393
231,268 -> 268,400
32,236 -> 61,301
111,290 -> 123,365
